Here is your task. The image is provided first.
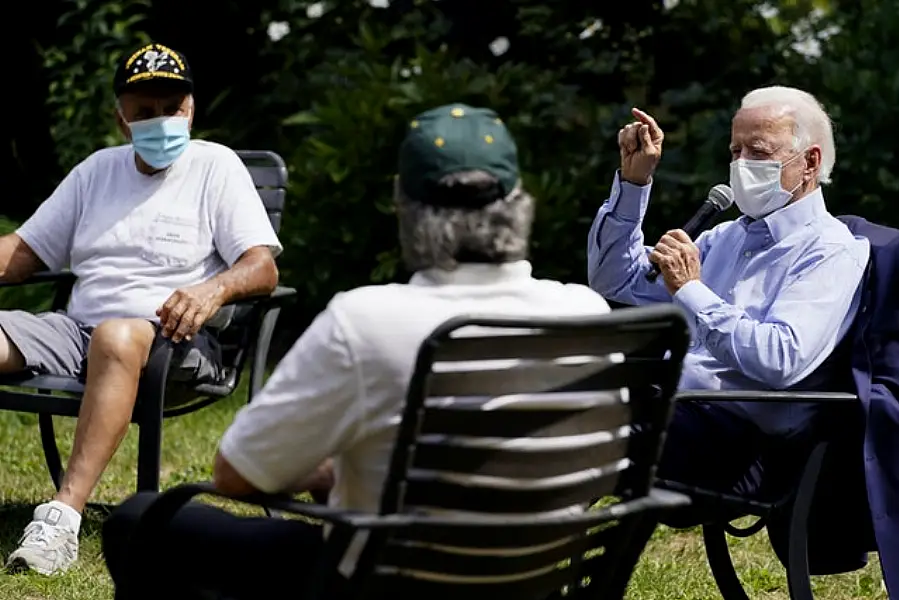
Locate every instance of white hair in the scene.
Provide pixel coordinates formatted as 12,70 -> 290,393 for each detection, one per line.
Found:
740,86 -> 836,184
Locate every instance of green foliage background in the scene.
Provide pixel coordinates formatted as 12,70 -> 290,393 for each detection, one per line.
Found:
4,0 -> 895,336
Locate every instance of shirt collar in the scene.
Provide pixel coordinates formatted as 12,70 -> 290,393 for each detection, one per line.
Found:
410,260 -> 533,286
739,187 -> 829,242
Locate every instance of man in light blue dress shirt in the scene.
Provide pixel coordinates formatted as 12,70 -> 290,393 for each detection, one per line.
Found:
587,87 -> 870,503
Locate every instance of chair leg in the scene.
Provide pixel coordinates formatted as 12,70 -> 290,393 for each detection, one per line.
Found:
785,443 -> 828,600
601,516 -> 660,599
38,413 -> 64,491
136,415 -> 163,493
252,307 -> 284,519
135,341 -> 172,493
249,307 -> 280,402
703,522 -> 751,600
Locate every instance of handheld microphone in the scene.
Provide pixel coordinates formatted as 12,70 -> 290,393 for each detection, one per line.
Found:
645,184 -> 735,283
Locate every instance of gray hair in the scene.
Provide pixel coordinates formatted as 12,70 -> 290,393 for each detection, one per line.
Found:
740,86 -> 836,184
396,170 -> 535,272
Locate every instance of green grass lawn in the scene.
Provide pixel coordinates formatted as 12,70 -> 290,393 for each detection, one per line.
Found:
0,381 -> 887,600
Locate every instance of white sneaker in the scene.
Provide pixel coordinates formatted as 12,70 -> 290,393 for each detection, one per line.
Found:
6,502 -> 79,575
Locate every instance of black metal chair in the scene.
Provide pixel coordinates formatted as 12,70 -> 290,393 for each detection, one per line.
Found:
0,150 -> 297,494
121,304 -> 692,600
658,390 -> 861,600
653,213 -> 896,600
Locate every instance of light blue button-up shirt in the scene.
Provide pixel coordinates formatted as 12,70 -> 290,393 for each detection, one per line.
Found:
587,172 -> 870,390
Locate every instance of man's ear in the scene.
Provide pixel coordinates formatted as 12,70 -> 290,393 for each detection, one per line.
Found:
805,145 -> 822,182
187,95 -> 195,129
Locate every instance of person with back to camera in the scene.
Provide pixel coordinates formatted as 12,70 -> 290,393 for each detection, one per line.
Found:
101,102 -> 614,600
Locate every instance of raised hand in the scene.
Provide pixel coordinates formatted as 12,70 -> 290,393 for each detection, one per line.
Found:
618,107 -> 665,186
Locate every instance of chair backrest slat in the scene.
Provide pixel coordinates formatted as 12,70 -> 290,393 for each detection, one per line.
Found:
412,434 -> 633,480
371,545 -> 608,600
431,326 -> 664,362
237,150 -> 287,234
427,356 -> 617,397
246,165 -> 287,189
420,390 -> 631,437
403,465 -> 622,513
379,530 -> 593,579
210,150 -> 289,380
256,188 -> 286,213
353,305 -> 688,600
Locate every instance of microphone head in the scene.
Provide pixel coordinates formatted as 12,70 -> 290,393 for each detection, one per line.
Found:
708,184 -> 734,210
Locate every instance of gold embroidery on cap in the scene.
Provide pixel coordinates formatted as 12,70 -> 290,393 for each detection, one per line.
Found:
125,71 -> 186,85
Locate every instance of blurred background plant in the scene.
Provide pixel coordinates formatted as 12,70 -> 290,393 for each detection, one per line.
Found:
1,0 -> 886,346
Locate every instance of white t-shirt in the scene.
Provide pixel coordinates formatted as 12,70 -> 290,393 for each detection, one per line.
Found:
219,261 -> 611,513
16,140 -> 283,327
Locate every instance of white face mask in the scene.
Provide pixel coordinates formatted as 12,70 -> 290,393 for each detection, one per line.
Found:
729,151 -> 806,219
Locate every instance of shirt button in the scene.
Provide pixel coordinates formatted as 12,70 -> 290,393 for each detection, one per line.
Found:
743,250 -> 752,258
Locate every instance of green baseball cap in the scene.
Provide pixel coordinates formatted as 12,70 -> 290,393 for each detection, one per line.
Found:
398,104 -> 520,208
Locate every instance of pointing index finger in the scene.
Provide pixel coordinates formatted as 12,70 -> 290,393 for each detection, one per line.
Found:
631,107 -> 662,137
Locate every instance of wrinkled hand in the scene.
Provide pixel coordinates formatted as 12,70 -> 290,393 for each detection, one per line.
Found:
649,229 -> 701,295
157,283 -> 224,343
618,107 -> 665,186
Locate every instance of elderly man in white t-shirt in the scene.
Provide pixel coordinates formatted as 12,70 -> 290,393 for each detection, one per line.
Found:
101,103 -> 611,599
1,42 -> 282,575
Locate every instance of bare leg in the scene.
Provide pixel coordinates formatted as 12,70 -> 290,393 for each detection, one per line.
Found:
55,318 -> 156,512
0,329 -> 26,373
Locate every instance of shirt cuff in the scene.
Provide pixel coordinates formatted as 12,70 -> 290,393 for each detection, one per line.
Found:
607,170 -> 653,222
218,430 -> 283,494
673,280 -> 722,316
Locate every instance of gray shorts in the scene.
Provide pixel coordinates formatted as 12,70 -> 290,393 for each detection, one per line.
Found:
0,310 -> 223,385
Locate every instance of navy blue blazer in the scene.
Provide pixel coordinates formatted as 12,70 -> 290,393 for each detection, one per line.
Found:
838,215 -> 899,598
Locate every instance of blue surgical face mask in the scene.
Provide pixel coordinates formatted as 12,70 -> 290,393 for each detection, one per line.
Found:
126,115 -> 191,170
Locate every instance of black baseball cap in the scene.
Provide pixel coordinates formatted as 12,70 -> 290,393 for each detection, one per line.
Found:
114,42 -> 194,96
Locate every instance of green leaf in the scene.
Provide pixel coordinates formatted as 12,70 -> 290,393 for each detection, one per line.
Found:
283,111 -> 321,126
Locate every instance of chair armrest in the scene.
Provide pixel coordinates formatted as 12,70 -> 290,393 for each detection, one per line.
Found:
135,482 -> 405,531
655,477 -> 777,514
134,481 -> 690,537
132,335 -> 177,424
645,486 -> 693,511
223,285 -> 297,307
0,270 -> 76,288
676,390 -> 859,403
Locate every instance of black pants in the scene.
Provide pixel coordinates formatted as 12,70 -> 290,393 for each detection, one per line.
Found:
103,492 -> 345,600
657,399 -> 873,574
656,400 -> 827,527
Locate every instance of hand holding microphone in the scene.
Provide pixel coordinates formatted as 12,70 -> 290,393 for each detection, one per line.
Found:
646,184 -> 735,293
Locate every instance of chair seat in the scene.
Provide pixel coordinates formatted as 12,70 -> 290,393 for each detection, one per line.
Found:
0,366 -> 239,404
0,373 -> 85,394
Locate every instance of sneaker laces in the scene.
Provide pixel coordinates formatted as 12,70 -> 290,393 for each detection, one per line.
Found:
19,521 -> 63,548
